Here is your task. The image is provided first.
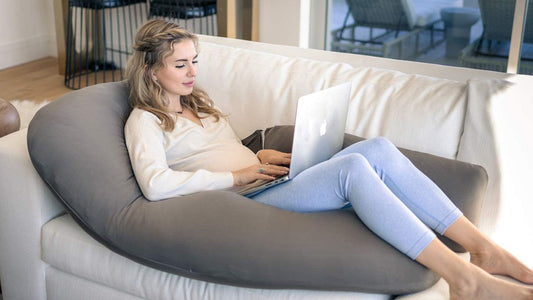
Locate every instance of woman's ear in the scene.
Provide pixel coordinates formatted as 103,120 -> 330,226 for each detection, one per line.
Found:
145,65 -> 158,82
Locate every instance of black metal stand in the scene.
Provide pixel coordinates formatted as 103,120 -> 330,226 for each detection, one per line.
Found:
65,0 -> 149,89
149,0 -> 217,35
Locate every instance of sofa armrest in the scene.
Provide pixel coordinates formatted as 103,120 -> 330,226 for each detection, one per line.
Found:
0,129 -> 65,300
458,78 -> 533,265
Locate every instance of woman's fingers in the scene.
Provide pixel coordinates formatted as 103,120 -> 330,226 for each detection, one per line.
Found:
257,149 -> 292,166
274,153 -> 291,165
258,164 -> 289,176
232,164 -> 289,186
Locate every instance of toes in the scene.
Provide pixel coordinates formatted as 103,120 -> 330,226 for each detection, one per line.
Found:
519,269 -> 533,284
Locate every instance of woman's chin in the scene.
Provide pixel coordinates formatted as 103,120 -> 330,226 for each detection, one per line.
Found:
181,86 -> 194,95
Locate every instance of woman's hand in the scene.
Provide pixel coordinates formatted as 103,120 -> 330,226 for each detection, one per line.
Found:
257,149 -> 291,166
232,164 -> 289,186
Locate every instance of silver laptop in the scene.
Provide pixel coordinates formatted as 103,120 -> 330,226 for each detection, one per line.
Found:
234,82 -> 352,197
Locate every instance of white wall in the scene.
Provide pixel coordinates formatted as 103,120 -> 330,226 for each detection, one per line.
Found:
258,0 -> 301,47
258,0 -> 327,50
0,0 -> 57,70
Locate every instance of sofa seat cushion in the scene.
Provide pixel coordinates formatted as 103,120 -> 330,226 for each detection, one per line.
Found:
197,41 -> 467,159
42,214 -> 389,300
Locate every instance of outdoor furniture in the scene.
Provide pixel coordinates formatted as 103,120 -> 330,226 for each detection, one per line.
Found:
477,0 -> 533,49
440,7 -> 480,58
459,40 -> 533,74
459,0 -> 533,74
331,0 -> 463,59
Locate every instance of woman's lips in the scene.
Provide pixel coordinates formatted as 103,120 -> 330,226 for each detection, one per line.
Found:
184,81 -> 194,87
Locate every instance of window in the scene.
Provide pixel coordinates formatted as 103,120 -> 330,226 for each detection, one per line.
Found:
328,0 -> 532,75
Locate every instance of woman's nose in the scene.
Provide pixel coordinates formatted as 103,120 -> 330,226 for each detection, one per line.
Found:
188,65 -> 197,77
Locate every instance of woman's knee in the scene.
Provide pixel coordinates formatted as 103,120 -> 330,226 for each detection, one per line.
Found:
348,137 -> 393,158
367,136 -> 396,152
336,136 -> 404,165
336,153 -> 371,172
355,137 -> 409,169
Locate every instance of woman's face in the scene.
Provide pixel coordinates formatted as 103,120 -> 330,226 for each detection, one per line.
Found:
153,39 -> 198,102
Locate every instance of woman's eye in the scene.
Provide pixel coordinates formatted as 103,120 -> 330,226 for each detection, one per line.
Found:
192,60 -> 198,64
175,65 -> 185,69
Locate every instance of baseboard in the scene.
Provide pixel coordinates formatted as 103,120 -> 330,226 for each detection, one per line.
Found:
0,34 -> 57,70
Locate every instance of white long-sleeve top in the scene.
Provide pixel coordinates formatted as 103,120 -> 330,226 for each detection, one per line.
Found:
124,108 -> 260,201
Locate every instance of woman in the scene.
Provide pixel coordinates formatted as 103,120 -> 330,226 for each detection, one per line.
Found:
125,19 -> 533,299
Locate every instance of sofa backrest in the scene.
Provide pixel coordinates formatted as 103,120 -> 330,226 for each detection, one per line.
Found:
197,42 -> 467,159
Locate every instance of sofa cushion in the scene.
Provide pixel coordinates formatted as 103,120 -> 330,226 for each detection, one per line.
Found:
42,214 -> 389,300
241,129 -> 263,153
27,81 -> 486,294
402,0 -> 463,28
197,41 -> 467,159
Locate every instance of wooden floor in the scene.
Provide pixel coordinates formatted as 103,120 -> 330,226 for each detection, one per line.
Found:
0,57 -> 73,102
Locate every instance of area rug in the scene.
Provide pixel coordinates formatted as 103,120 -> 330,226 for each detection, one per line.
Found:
9,100 -> 51,130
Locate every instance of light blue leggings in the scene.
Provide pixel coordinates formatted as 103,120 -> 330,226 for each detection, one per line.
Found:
250,137 -> 462,259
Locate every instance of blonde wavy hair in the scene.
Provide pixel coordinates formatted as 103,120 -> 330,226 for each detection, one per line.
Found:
125,19 -> 223,131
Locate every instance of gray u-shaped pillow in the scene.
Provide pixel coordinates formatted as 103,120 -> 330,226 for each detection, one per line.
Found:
28,81 -> 487,294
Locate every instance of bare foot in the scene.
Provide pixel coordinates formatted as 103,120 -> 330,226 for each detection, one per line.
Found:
449,264 -> 533,300
470,242 -> 533,284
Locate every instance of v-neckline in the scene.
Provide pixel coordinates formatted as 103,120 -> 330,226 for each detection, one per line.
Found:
177,114 -> 204,128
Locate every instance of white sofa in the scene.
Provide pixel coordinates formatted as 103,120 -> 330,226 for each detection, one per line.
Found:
0,34 -> 532,300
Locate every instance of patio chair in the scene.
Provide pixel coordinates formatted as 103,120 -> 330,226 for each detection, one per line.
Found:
331,0 -> 463,59
477,0 -> 533,49
459,0 -> 533,74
